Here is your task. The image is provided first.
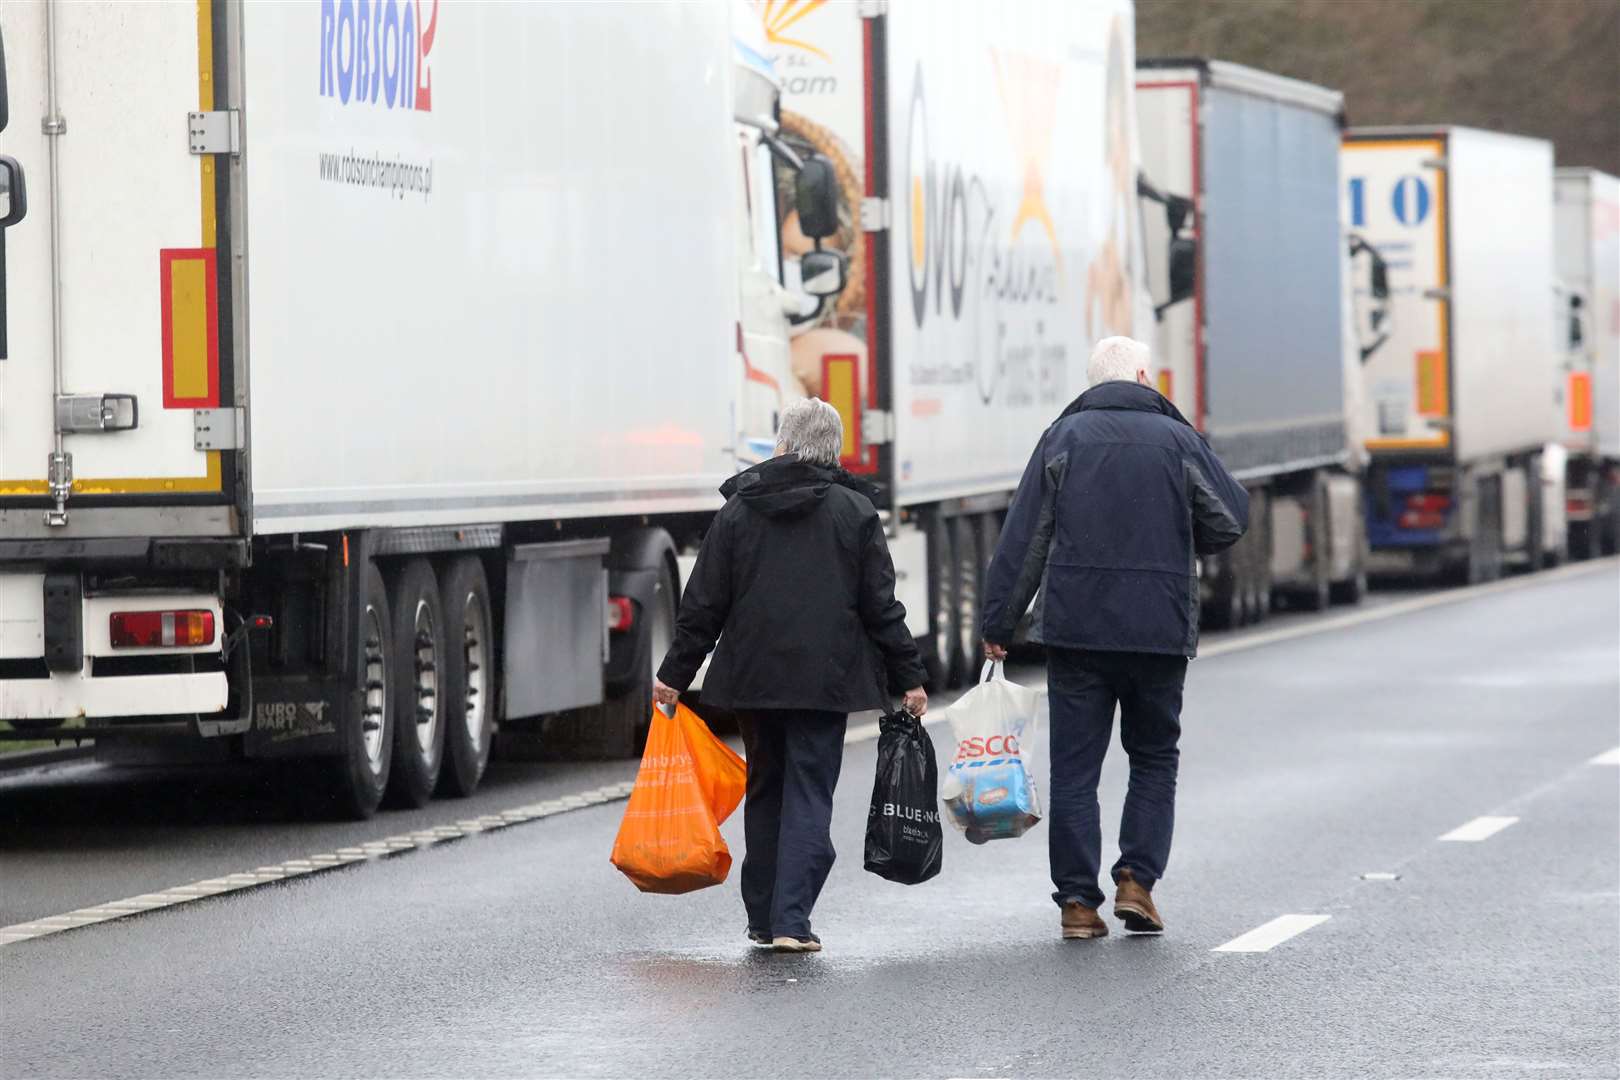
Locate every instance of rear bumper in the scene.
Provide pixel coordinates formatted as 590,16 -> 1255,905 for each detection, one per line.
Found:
0,669 -> 228,723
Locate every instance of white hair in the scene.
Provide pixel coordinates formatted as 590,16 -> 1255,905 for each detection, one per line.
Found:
1087,336 -> 1152,386
776,398 -> 844,467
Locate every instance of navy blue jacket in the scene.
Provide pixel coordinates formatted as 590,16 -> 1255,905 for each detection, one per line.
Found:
980,380 -> 1249,657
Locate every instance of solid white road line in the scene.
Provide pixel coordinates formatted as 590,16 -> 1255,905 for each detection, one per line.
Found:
1589,747 -> 1620,766
1438,815 -> 1520,843
1213,914 -> 1331,953
11,560 -> 1610,947
0,778 -> 638,948
1199,557 -> 1616,660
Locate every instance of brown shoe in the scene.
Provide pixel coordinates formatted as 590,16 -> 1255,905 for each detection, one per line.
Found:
1113,868 -> 1165,933
1060,901 -> 1109,940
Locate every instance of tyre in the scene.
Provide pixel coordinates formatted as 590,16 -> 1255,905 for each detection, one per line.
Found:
598,556 -> 677,760
384,559 -> 448,808
1331,516 -> 1368,605
1202,552 -> 1242,631
950,516 -> 982,687
435,555 -> 495,797
323,561 -> 394,820
924,515 -> 957,690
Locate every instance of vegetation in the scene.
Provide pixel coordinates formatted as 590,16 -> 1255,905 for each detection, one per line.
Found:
1137,0 -> 1620,173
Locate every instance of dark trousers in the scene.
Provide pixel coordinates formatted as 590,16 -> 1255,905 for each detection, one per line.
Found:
737,708 -> 848,938
1047,647 -> 1187,909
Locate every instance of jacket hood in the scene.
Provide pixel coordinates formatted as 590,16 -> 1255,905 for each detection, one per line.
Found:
719,455 -> 877,518
1057,379 -> 1196,429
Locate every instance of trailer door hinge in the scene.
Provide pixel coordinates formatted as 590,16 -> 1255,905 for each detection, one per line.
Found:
194,407 -> 244,451
188,110 -> 241,156
861,197 -> 891,233
858,0 -> 889,16
1421,156 -> 1448,170
1423,287 -> 1451,302
862,408 -> 895,446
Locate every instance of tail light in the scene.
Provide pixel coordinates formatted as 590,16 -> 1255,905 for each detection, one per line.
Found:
109,610 -> 216,649
1398,492 -> 1451,531
607,596 -> 635,633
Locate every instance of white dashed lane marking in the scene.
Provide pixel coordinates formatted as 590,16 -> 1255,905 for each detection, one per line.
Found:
1213,914 -> 1332,953
6,559 -> 1612,948
0,779 -> 637,947
1438,815 -> 1520,843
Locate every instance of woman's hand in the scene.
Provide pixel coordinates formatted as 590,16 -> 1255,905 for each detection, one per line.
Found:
901,686 -> 927,717
983,640 -> 1008,662
652,679 -> 680,708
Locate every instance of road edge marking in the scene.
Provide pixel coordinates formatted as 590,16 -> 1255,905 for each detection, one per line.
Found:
0,779 -> 637,947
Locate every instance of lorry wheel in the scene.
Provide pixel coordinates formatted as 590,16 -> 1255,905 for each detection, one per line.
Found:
925,516 -> 957,690
325,561 -> 394,820
951,517 -> 982,689
384,559 -> 448,808
436,556 -> 495,797
598,557 -> 676,760
1203,553 -> 1242,631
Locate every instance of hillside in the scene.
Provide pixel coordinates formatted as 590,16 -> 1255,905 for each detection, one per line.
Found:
1136,0 -> 1620,173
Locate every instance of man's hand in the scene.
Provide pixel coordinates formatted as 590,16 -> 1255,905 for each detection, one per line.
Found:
901,686 -> 928,717
652,678 -> 680,708
983,640 -> 1008,662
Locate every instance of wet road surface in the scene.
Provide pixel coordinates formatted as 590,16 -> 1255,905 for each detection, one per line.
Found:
1,563 -> 1616,1078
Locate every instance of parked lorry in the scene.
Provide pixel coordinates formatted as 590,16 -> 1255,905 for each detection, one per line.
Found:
1553,167 -> 1620,557
1342,126 -> 1564,582
0,0 -> 851,813
757,0 -> 1150,685
1135,59 -> 1367,626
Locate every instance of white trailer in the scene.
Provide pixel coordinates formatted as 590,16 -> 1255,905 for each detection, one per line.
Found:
1135,59 -> 1366,627
0,1 -> 841,813
1342,126 -> 1564,581
1554,167 -> 1620,557
755,0 -> 1149,686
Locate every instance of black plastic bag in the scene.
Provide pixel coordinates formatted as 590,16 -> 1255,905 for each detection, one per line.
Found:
864,709 -> 943,885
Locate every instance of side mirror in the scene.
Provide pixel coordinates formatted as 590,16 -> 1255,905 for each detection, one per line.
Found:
0,156 -> 26,228
1370,259 -> 1389,300
800,248 -> 847,298
1165,194 -> 1193,236
0,24 -> 9,134
795,155 -> 840,241
1569,295 -> 1584,348
1167,236 -> 1196,306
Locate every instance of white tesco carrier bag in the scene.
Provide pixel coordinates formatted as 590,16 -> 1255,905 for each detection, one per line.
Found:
937,662 -> 1046,844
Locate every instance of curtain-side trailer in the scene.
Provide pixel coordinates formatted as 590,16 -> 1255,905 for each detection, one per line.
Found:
1554,167 -> 1620,557
755,0 -> 1151,686
0,1 -> 842,815
1135,59 -> 1367,627
1343,126 -> 1564,582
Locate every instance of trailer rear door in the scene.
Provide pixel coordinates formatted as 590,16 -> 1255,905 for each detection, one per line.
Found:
1342,131 -> 1453,456
0,1 -> 235,538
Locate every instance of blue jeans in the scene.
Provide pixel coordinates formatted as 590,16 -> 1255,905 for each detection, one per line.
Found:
1046,648 -> 1186,909
737,709 -> 848,938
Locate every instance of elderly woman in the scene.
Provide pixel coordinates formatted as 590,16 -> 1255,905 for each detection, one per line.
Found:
654,398 -> 928,954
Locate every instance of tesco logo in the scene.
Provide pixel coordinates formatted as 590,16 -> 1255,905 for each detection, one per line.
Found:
319,0 -> 437,111
954,735 -> 1021,760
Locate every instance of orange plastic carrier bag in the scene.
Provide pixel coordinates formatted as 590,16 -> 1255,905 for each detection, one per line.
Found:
610,702 -> 746,894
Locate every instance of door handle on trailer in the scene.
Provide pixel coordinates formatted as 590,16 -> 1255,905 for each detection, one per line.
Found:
55,393 -> 139,433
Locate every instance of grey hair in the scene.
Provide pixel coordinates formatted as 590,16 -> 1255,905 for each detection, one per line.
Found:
776,397 -> 844,467
1087,335 -> 1152,386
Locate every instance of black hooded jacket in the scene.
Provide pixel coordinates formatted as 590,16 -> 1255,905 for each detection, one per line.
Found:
657,456 -> 927,713
981,380 -> 1249,658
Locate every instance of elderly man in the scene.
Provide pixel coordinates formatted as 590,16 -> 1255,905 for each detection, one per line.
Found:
981,337 -> 1248,940
654,398 -> 928,954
